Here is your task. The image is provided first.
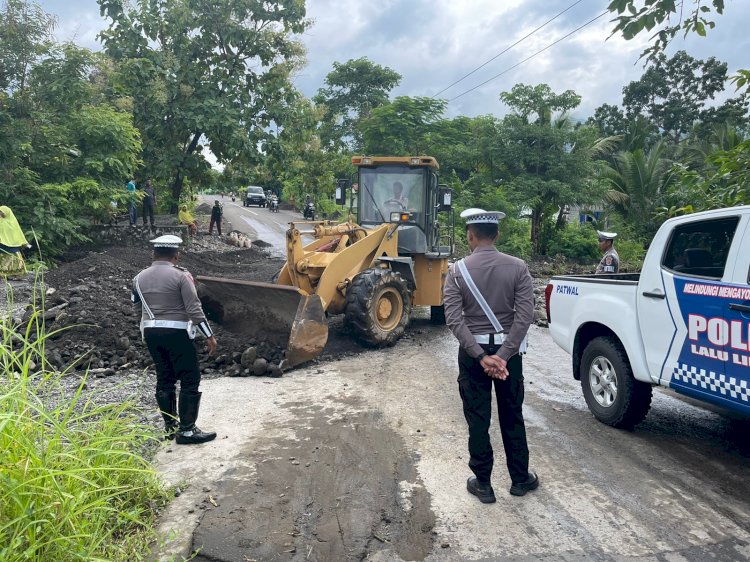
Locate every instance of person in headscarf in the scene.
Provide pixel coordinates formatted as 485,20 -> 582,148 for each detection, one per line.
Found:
178,204 -> 198,235
0,206 -> 31,277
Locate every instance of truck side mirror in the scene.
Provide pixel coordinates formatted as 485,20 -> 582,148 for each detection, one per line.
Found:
335,178 -> 349,206
438,185 -> 452,211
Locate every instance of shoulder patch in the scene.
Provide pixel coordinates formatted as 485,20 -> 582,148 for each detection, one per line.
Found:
605,256 -> 613,265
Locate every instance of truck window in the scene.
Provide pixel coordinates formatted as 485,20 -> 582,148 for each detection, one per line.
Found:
662,217 -> 739,280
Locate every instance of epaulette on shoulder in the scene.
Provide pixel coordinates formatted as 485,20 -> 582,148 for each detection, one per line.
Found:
173,264 -> 188,272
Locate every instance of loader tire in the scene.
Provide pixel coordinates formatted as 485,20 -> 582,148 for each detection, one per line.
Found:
580,337 -> 653,429
345,268 -> 410,347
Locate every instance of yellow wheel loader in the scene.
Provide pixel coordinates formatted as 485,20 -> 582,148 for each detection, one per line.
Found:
197,156 -> 454,370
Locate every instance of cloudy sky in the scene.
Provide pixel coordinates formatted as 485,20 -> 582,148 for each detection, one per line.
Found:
38,0 -> 750,120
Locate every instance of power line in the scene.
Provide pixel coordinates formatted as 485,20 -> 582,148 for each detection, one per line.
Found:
448,10 -> 608,103
432,0 -> 586,99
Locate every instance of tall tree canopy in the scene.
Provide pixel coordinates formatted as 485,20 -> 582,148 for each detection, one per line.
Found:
622,51 -> 747,142
314,57 -> 401,151
98,0 -> 308,208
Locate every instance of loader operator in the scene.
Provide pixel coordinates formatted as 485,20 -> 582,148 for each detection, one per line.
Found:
443,208 -> 538,503
131,234 -> 218,445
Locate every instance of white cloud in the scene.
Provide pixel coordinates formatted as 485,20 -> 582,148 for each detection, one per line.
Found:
39,0 -> 750,121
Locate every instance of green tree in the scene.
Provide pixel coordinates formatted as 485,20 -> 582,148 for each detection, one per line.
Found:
314,58 -> 401,151
98,0 -> 308,210
607,1 -> 750,92
496,84 -> 609,254
360,96 -> 447,156
1,1 -> 142,257
601,140 -> 674,235
621,51 -> 747,143
0,0 -> 54,93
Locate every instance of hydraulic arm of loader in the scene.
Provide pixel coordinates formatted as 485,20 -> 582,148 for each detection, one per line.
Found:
197,220 -> 398,370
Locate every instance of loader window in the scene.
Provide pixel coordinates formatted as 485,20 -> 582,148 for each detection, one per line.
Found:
359,166 -> 425,224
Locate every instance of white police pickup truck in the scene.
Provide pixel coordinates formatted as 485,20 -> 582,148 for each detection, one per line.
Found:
545,206 -> 750,428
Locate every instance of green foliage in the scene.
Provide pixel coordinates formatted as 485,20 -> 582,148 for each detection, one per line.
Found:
621,51 -> 747,142
496,83 -> 609,254
608,1 -> 725,60
546,223 -> 600,262
360,96 -> 448,155
601,140 -> 674,236
314,58 -> 401,151
0,290 -> 168,561
98,0 -> 309,209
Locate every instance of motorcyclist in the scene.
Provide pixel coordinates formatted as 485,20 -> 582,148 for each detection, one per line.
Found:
303,195 -> 315,220
269,194 -> 279,212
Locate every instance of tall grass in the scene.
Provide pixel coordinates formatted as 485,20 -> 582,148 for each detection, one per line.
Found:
0,282 -> 169,561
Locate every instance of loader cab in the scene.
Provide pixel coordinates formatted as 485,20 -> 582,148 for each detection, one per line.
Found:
350,156 -> 453,257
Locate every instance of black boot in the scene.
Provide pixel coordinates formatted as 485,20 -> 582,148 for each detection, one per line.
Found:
155,390 -> 178,440
175,391 -> 217,445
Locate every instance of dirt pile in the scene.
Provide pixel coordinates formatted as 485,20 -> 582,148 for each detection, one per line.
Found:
40,238 -> 290,379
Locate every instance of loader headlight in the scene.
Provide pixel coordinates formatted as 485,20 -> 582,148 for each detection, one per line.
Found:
390,211 -> 414,223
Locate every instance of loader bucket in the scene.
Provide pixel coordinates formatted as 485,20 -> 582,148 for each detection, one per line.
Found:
196,276 -> 328,371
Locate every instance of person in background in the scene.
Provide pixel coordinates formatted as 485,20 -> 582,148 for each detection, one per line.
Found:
595,231 -> 620,274
142,179 -> 156,229
209,200 -> 223,235
0,206 -> 31,277
178,205 -> 198,236
126,178 -> 138,226
131,235 -> 218,444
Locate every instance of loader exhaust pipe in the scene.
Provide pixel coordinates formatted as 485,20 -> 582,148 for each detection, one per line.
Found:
196,276 -> 328,371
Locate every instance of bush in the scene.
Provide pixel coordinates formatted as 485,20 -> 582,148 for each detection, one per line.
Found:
0,287 -> 168,561
546,223 -> 599,262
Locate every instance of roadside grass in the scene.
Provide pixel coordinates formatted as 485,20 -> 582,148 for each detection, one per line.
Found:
0,282 -> 170,561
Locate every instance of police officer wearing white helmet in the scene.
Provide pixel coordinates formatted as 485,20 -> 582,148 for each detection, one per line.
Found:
131,235 -> 218,445
595,230 -> 620,274
443,208 -> 538,504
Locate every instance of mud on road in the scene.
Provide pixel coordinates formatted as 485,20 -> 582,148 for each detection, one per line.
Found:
192,397 -> 434,562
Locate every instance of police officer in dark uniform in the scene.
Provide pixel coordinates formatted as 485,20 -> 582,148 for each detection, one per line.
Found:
444,208 -> 538,503
132,235 -> 218,445
595,230 -> 620,274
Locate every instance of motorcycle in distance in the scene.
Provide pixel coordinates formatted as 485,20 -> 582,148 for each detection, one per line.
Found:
303,199 -> 315,221
269,195 -> 279,212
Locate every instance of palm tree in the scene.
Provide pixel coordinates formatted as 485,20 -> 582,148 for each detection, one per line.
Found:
600,140 -> 674,234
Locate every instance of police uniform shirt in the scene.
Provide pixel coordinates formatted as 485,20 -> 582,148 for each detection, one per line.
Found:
131,261 -> 212,336
596,247 -> 620,274
443,245 -> 534,361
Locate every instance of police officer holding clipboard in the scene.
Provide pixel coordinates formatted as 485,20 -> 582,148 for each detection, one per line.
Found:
132,235 -> 218,445
443,208 -> 538,503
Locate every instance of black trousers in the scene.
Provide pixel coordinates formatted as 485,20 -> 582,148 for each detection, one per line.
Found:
144,328 -> 201,394
142,201 -> 155,227
458,347 -> 529,484
209,215 -> 222,235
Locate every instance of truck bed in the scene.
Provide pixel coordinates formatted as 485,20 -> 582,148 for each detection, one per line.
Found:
552,273 -> 640,284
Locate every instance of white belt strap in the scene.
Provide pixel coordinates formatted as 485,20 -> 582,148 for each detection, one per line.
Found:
142,319 -> 191,330
474,333 -> 504,345
457,259 -> 527,353
134,274 -> 155,320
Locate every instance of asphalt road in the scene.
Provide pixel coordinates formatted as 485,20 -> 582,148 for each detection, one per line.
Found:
152,207 -> 750,562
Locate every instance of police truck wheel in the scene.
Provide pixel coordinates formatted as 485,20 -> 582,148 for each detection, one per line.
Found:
345,268 -> 410,346
580,337 -> 652,429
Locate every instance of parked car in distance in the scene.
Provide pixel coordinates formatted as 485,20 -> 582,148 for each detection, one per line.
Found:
244,186 -> 267,207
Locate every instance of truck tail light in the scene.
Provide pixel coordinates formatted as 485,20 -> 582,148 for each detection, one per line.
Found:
544,283 -> 553,323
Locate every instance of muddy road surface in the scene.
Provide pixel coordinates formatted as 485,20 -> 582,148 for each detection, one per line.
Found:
152,210 -> 750,562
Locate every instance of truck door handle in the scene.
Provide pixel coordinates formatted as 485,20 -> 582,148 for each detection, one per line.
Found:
642,290 -> 666,300
729,303 -> 750,313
